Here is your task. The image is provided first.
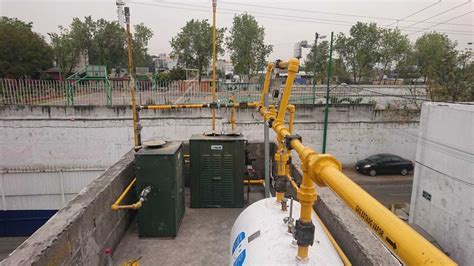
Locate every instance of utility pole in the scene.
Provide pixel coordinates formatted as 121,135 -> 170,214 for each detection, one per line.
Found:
322,32 -> 334,154
311,33 -> 326,104
211,0 -> 217,132
125,7 -> 141,149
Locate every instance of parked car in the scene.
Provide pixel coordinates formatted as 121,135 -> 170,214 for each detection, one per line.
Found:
355,154 -> 414,176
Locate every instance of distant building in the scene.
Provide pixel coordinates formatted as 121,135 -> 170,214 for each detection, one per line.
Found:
153,53 -> 178,72
216,59 -> 234,75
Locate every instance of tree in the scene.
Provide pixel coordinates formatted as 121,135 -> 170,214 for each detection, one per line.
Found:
226,14 -> 272,80
170,19 -> 225,81
414,32 -> 454,83
413,32 -> 473,102
89,19 -> 128,71
335,22 -> 381,83
132,23 -> 153,67
378,28 -> 411,82
51,17 -> 153,75
304,41 -> 328,84
0,17 -> 53,78
49,28 -> 81,79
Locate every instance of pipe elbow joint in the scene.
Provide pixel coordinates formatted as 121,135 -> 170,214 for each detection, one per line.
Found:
287,104 -> 295,113
287,58 -> 300,73
308,154 -> 342,187
266,62 -> 274,71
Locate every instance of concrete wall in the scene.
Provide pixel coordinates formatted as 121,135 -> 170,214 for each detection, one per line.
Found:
1,151 -> 135,265
409,103 -> 473,265
2,144 -> 401,265
0,104 -> 419,210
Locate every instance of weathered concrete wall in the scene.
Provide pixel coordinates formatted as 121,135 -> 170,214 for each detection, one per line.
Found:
409,103 -> 473,265
1,151 -> 135,265
0,105 -> 418,210
0,104 -> 419,168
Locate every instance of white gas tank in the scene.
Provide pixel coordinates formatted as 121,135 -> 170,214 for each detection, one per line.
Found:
230,197 -> 343,266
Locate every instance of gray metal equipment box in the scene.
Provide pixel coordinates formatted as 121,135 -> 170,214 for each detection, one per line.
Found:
190,134 -> 246,208
135,141 -> 184,237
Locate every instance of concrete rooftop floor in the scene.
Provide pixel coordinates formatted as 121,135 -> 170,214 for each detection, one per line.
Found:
113,186 -> 265,265
0,237 -> 28,261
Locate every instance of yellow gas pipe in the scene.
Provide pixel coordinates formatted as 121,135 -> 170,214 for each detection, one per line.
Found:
111,178 -> 142,210
230,96 -> 236,131
124,8 -> 140,149
211,0 -> 217,131
258,59 -> 456,265
243,179 -> 265,185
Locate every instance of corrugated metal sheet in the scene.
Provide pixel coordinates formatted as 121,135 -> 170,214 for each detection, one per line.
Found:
1,169 -> 103,210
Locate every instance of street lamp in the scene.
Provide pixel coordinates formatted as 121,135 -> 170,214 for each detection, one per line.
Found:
311,32 -> 326,104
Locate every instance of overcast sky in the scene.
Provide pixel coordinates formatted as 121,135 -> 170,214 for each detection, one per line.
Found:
1,0 -> 473,60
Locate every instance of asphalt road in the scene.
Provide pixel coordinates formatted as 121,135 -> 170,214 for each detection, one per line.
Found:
342,168 -> 414,207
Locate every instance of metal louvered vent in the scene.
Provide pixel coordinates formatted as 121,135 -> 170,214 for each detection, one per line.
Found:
190,134 -> 246,208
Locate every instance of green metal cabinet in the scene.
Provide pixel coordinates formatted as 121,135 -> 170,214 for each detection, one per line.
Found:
135,141 -> 184,237
190,134 -> 246,208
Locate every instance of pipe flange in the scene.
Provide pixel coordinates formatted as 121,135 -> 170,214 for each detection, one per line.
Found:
308,154 -> 342,186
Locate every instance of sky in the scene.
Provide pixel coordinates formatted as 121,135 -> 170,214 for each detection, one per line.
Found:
1,0 -> 473,61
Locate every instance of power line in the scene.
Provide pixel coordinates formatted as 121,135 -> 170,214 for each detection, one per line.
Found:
386,0 -> 441,27
131,1 -> 474,36
408,10 -> 474,35
219,0 -> 472,27
401,0 -> 472,29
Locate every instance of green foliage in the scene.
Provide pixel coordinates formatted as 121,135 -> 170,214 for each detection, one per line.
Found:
0,17 -> 53,78
409,32 -> 473,101
304,40 -> 328,84
88,19 -> 128,70
154,72 -> 170,83
132,23 -> 153,67
170,19 -> 225,81
49,16 -> 153,75
169,67 -> 186,81
335,22 -> 380,83
414,33 -> 454,82
378,28 -> 411,81
226,14 -> 272,79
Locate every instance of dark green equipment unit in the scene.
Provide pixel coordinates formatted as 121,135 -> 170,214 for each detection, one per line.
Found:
190,134 -> 246,208
135,141 -> 184,237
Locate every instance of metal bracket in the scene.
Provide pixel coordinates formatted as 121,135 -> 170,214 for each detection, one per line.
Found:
266,117 -> 275,128
283,134 -> 302,150
209,102 -> 218,109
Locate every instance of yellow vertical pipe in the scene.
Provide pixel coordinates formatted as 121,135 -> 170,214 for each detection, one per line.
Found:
288,104 -> 295,134
276,58 -> 299,123
231,96 -> 236,131
211,0 -> 217,131
259,63 -> 274,107
125,11 -> 139,148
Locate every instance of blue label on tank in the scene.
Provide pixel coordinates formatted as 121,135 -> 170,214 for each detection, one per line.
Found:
232,232 -> 245,254
232,232 -> 246,265
234,249 -> 246,266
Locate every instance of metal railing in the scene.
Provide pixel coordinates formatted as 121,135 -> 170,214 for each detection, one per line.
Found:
0,78 -> 428,107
